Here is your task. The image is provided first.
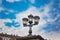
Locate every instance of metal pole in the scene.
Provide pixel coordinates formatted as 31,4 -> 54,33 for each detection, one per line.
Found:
29,25 -> 32,36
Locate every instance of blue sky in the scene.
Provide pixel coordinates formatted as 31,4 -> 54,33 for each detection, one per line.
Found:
0,0 -> 60,40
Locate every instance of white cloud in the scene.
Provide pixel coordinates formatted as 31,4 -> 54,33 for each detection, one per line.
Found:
59,3 -> 60,7
8,10 -> 15,13
6,0 -> 14,2
0,7 -> 17,14
29,0 -> 35,4
6,0 -> 21,3
0,7 -> 5,12
45,32 -> 60,40
7,9 -> 18,13
0,19 -> 12,33
0,0 -> 2,5
38,1 -> 60,23
15,0 -> 21,2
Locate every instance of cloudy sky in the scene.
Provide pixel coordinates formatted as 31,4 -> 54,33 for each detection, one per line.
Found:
0,0 -> 60,40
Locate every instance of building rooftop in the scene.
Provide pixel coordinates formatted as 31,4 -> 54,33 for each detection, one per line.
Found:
0,33 -> 45,40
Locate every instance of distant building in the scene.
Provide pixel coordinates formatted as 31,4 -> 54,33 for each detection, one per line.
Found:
0,33 -> 46,40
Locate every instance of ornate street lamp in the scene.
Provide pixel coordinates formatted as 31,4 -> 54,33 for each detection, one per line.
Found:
34,16 -> 40,25
22,14 -> 40,36
22,18 -> 28,27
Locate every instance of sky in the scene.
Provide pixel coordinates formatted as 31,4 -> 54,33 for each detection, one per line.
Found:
0,0 -> 60,40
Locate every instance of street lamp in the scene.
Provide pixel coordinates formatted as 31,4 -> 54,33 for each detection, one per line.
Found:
34,16 -> 40,25
22,18 -> 28,27
22,14 -> 40,36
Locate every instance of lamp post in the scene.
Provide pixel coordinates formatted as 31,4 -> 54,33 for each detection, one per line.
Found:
22,14 -> 40,36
